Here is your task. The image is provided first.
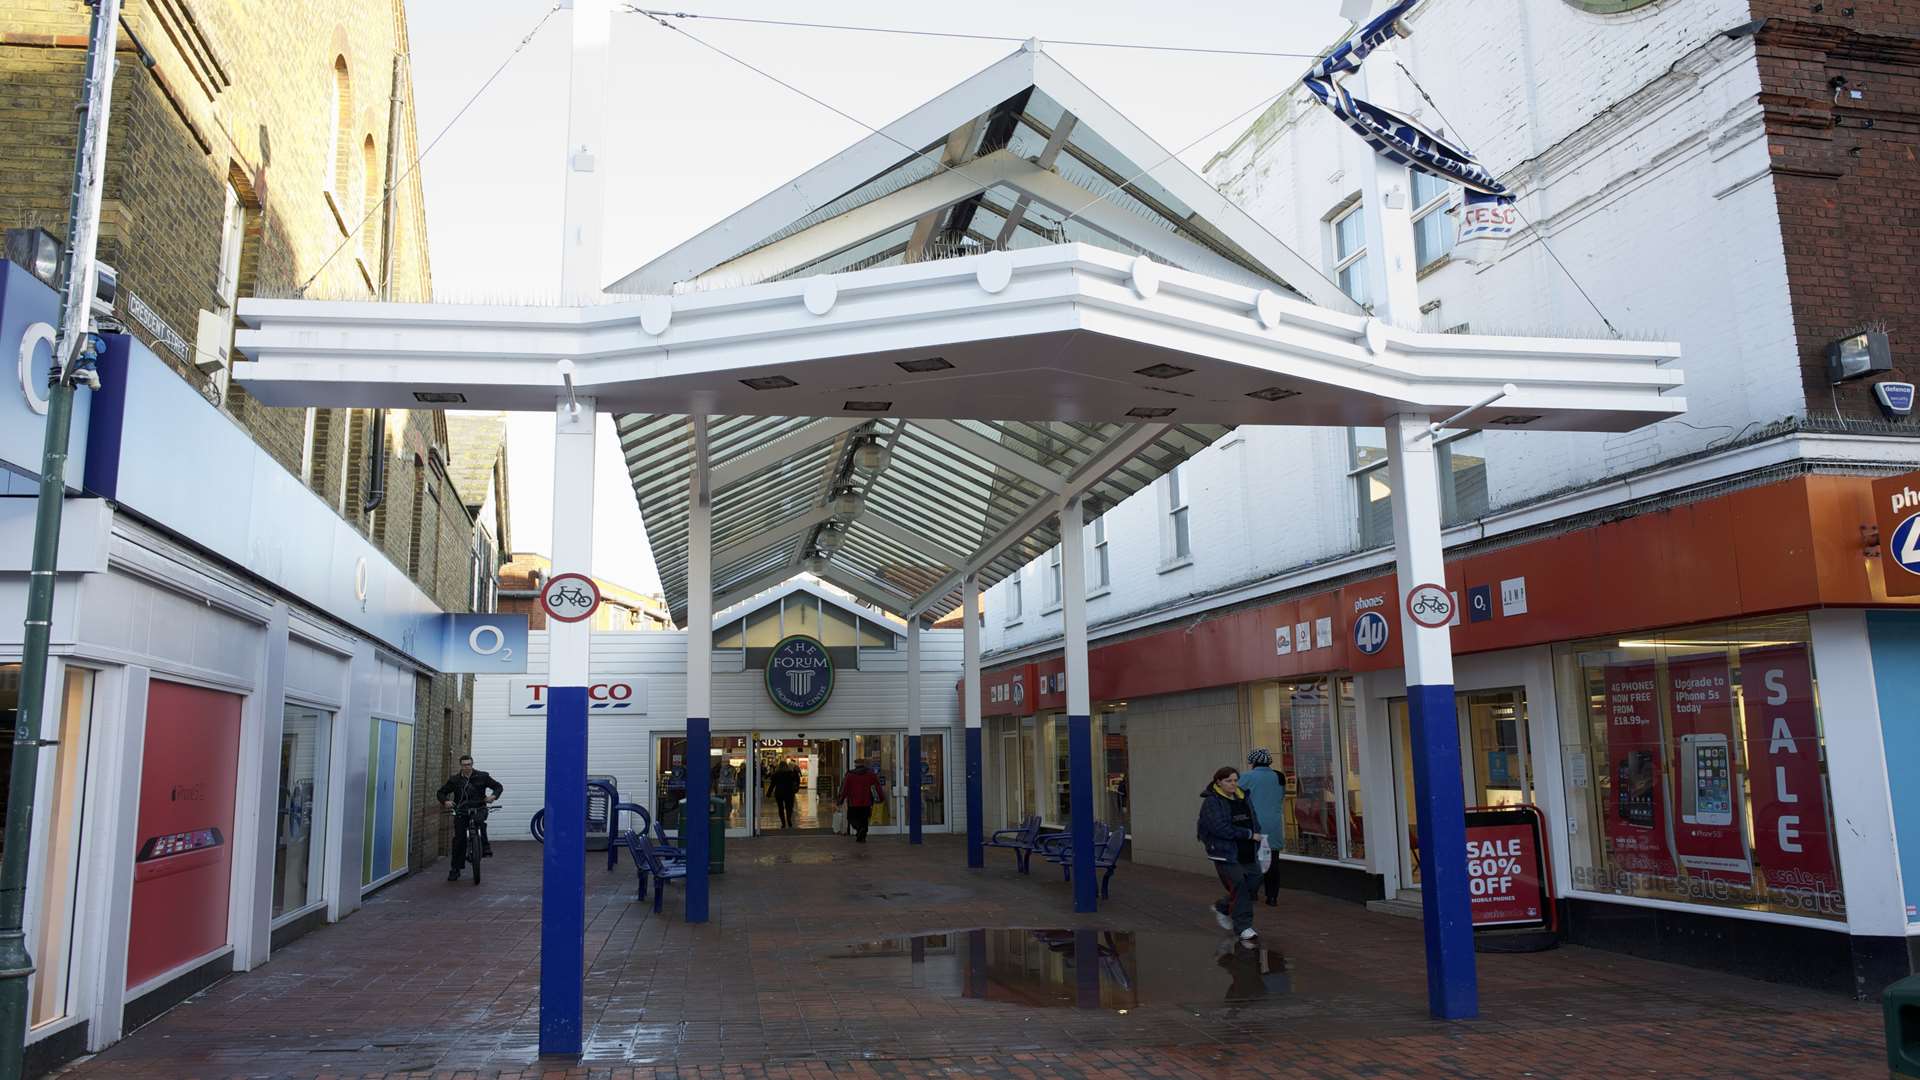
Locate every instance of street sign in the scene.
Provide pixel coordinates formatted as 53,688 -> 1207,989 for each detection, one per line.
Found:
1353,610 -> 1390,655
1406,583 -> 1454,628
1873,470 -> 1920,597
540,572 -> 601,623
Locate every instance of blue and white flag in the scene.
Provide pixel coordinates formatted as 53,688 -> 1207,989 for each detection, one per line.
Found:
1303,1 -> 1517,262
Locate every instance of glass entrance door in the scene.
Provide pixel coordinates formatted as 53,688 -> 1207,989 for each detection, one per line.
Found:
753,736 -> 848,834
855,733 -> 904,834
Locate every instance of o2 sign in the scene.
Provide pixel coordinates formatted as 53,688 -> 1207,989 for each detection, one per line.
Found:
1353,610 -> 1390,655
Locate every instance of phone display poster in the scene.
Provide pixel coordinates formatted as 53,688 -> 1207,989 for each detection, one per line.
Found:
1600,661 -> 1675,877
1666,653 -> 1751,882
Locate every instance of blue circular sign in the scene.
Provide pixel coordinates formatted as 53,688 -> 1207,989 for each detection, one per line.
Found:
1353,611 -> 1391,656
766,635 -> 834,715
1893,515 -> 1920,578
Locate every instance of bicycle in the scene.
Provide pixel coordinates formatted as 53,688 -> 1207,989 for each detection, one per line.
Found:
447,802 -> 491,885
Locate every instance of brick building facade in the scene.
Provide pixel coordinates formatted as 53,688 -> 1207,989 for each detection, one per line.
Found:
1749,2 -> 1920,418
1,0 -> 503,877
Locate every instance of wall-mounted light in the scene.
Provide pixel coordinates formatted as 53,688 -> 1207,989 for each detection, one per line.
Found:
1826,330 -> 1892,383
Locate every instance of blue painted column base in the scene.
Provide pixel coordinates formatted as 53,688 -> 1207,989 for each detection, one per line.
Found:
539,686 -> 588,1055
1407,682 -> 1479,1020
1068,714 -> 1097,913
965,726 -> 984,868
908,733 -> 923,844
685,717 -> 711,923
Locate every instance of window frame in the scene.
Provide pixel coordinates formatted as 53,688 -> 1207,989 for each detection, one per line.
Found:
1410,170 -> 1457,271
1089,514 -> 1110,595
1043,545 -> 1062,612
1329,200 -> 1370,309
1159,465 -> 1193,571
1347,427 -> 1487,546
1003,573 -> 1023,626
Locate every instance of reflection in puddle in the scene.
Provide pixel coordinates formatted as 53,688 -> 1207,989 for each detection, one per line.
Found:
825,929 -> 1292,1010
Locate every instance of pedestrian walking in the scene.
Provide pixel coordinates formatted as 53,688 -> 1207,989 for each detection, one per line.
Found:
1197,765 -> 1265,943
837,758 -> 886,843
1240,748 -> 1287,905
769,758 -> 801,829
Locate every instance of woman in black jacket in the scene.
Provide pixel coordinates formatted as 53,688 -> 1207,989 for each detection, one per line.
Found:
1196,765 -> 1265,942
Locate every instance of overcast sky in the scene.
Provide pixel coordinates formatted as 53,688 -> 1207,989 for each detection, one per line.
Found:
405,0 -> 1353,595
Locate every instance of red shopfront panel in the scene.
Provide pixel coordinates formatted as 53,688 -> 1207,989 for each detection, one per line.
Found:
127,680 -> 243,989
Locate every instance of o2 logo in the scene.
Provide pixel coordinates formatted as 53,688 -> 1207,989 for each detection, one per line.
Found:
1353,610 -> 1390,656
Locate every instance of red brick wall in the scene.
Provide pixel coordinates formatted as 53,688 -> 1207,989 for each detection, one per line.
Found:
1751,3 -> 1920,419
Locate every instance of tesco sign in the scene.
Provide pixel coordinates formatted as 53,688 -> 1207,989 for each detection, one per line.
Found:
509,678 -> 647,717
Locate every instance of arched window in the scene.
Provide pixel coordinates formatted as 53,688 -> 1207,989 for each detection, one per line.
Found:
361,134 -> 379,271
328,56 -> 350,198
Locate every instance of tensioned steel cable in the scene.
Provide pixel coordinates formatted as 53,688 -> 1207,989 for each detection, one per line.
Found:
1392,58 -> 1624,338
298,4 -> 564,296
627,8 -> 1327,59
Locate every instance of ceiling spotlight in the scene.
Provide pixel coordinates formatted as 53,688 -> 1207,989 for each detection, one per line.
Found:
1489,414 -> 1541,426
413,391 -> 466,404
1135,363 -> 1194,380
844,400 -> 892,412
1246,386 -> 1301,402
740,375 -> 797,390
816,526 -> 846,552
895,356 -> 953,373
1126,407 -> 1176,419
831,488 -> 863,516
854,437 -> 891,472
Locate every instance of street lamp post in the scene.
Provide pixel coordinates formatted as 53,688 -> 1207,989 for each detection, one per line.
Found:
0,0 -> 122,1071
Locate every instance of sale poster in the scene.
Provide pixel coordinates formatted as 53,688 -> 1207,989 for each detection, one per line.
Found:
1664,653 -> 1751,883
1738,645 -> 1840,899
1602,662 -> 1676,877
1290,685 -> 1334,840
1466,822 -> 1546,926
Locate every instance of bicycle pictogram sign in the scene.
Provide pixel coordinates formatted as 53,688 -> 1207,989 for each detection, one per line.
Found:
1405,582 -> 1454,629
541,572 -> 602,624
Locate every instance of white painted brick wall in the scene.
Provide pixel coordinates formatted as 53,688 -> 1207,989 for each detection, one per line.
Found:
981,0 -> 1809,655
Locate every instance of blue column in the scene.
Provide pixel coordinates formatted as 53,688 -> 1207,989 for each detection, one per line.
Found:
1069,714 -> 1097,912
908,733 -> 924,844
965,727 -> 984,867
685,718 -> 711,922
1407,682 -> 1477,1019
539,685 -> 588,1055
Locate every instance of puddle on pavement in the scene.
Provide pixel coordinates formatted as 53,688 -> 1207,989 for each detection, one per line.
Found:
823,929 -> 1292,1010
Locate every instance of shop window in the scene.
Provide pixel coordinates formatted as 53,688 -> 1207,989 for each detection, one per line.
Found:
1249,679 -> 1344,861
1554,614 -> 1843,921
919,733 -> 946,826
1339,678 -> 1364,860
1330,200 -> 1370,309
1100,705 -> 1129,836
1411,169 -> 1456,270
274,706 -> 332,921
30,667 -> 94,1028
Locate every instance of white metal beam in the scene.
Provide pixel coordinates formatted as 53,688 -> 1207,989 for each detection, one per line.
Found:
711,506 -> 833,572
996,112 -> 1076,247
710,417 -> 867,491
908,116 -> 984,262
858,515 -> 968,570
711,560 -> 801,618
915,419 -> 1065,494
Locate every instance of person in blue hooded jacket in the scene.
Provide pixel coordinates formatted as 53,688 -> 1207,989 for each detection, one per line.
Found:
1197,765 -> 1266,943
1239,748 -> 1288,906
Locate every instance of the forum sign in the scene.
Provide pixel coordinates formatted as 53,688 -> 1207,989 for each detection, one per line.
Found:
766,635 -> 834,715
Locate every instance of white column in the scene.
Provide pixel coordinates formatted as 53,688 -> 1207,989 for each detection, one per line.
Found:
1808,610 -> 1906,940
539,395 -> 595,1056
1060,497 -> 1096,911
684,414 -> 713,921
1385,410 -> 1476,1019
907,616 -> 924,843
560,0 -> 610,300
237,603 -> 291,970
963,574 -> 983,867
1357,57 -> 1420,326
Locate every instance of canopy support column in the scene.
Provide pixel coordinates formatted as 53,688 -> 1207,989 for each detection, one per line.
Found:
1061,497 -> 1096,912
963,574 -> 984,868
685,414 -> 713,923
539,395 -> 596,1056
908,617 -> 924,844
1386,411 -> 1478,1020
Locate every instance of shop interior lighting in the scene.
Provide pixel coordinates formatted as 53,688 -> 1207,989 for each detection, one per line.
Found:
1614,639 -> 1798,649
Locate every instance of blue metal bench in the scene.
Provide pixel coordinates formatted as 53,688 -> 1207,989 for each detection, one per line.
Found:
610,801 -> 684,871
1034,820 -> 1107,865
984,815 -> 1043,873
1044,825 -> 1126,899
626,828 -> 688,913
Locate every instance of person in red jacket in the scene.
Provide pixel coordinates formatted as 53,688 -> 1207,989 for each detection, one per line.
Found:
837,759 -> 886,843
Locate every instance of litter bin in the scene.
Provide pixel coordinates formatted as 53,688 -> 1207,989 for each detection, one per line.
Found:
708,795 -> 728,875
1887,974 -> 1920,1077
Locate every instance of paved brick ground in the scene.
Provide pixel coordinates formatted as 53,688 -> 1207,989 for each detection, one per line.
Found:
50,836 -> 1882,1080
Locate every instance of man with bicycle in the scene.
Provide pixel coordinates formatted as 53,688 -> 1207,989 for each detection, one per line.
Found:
437,755 -> 503,881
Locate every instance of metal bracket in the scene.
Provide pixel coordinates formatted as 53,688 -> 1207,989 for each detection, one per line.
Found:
557,358 -> 580,416
1414,383 -> 1516,442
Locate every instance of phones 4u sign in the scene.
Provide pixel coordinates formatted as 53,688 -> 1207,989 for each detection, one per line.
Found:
1464,805 -> 1556,933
